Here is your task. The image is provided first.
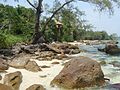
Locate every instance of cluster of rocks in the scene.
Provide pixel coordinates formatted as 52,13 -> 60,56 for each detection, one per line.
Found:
80,40 -> 117,45
8,53 -> 41,72
1,42 -> 116,89
0,59 -> 22,90
0,43 -> 81,61
17,43 -> 80,55
0,56 -> 45,89
0,42 -> 82,90
0,54 -> 107,90
0,71 -> 45,90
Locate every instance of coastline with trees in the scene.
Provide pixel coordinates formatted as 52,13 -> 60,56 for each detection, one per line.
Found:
0,0 -> 120,90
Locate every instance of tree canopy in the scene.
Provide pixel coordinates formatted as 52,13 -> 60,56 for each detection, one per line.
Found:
0,0 -> 119,47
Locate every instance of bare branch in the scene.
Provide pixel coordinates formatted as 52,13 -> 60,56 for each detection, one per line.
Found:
26,0 -> 36,9
43,0 -> 74,32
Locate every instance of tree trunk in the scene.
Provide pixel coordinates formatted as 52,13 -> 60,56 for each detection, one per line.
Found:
26,0 -> 74,43
32,0 -> 45,44
32,8 -> 41,44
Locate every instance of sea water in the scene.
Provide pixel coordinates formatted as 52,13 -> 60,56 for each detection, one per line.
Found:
78,38 -> 120,90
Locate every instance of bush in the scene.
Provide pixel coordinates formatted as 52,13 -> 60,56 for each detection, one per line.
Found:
0,33 -> 8,48
0,33 -> 27,49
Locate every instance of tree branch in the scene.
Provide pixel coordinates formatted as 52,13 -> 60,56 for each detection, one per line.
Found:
26,0 -> 36,9
43,0 -> 74,33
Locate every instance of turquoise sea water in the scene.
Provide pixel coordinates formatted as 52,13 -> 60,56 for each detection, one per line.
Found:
78,39 -> 120,90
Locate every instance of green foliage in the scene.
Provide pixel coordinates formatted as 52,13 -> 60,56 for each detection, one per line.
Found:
43,1 -> 111,42
0,33 -> 8,48
110,33 -> 118,41
0,2 -> 113,48
0,33 -> 24,48
0,4 -> 34,35
0,4 -> 34,48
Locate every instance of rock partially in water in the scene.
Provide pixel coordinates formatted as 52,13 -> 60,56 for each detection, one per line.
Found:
4,71 -> 22,90
25,61 -> 42,72
98,44 -> 120,55
109,83 -> 120,89
51,56 -> 105,89
99,61 -> 107,66
0,83 -> 14,90
109,61 -> 120,68
26,84 -> 45,90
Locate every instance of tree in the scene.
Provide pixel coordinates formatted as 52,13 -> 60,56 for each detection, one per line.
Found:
4,0 -> 120,43
110,33 -> 118,41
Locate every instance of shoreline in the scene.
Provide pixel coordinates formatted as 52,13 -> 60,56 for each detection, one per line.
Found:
0,40 -> 120,90
0,59 -> 69,90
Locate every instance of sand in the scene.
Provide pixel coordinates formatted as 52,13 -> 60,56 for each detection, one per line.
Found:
0,59 -> 70,90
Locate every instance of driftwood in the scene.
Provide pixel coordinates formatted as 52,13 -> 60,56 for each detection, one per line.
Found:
44,44 -> 62,54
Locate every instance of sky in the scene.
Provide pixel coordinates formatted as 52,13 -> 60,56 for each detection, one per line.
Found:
0,0 -> 120,36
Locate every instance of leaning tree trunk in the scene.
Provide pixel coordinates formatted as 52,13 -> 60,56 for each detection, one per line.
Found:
32,8 -> 41,44
31,0 -> 74,44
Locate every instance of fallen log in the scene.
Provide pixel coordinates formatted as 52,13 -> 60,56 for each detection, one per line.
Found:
44,44 -> 62,54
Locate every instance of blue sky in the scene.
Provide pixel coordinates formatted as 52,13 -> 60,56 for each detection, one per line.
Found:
0,0 -> 120,36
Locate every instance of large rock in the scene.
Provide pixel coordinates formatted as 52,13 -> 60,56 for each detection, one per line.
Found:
105,44 -> 120,55
26,84 -> 45,90
51,56 -> 105,89
25,61 -> 42,72
4,71 -> 22,90
0,83 -> 14,90
9,54 -> 30,69
98,44 -> 120,55
0,58 -> 9,71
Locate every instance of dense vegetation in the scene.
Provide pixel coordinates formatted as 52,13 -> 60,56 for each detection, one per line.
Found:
0,3 -> 116,48
0,4 -> 35,48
